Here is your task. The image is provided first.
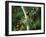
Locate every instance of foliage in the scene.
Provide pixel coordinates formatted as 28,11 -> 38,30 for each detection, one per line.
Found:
12,6 -> 41,31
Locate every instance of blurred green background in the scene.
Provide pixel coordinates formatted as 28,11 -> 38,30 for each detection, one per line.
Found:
12,6 -> 41,31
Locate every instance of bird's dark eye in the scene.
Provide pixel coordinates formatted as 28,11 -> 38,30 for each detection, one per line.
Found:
26,12 -> 29,15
